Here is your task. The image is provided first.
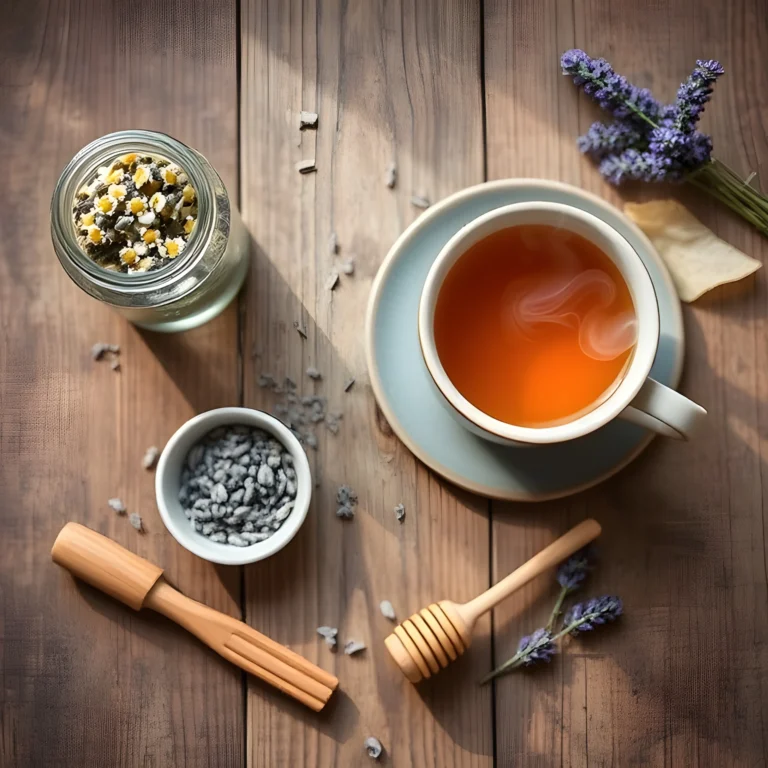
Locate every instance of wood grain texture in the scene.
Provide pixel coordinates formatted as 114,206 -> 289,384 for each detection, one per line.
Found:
0,1 -> 242,766
239,0 -> 492,765
484,0 -> 768,765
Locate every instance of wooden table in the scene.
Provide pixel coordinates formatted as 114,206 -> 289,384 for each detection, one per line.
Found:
3,1 -> 767,765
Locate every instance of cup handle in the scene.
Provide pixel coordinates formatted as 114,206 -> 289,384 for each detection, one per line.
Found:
618,378 -> 707,440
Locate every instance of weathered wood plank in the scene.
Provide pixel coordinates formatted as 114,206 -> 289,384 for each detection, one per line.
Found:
484,0 -> 768,764
0,1 -> 242,766
239,1 -> 492,765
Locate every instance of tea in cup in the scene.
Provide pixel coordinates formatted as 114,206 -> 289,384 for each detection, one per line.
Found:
418,202 -> 706,445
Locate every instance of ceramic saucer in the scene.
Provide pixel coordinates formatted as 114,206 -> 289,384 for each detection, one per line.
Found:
365,179 -> 684,501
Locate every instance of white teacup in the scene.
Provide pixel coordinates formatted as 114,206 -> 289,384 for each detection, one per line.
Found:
418,201 -> 707,446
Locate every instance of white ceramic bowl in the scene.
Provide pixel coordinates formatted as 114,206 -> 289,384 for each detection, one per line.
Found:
155,407 -> 312,565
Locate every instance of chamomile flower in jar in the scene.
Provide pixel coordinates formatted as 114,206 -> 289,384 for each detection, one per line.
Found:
51,130 -> 249,332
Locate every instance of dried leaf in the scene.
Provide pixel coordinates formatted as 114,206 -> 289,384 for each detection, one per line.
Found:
624,200 -> 761,302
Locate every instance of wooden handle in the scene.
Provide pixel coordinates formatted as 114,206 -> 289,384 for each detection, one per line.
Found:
146,581 -> 339,705
51,522 -> 163,610
459,519 -> 601,627
52,523 -> 338,711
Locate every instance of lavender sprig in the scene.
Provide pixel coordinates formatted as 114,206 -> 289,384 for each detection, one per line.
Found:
560,49 -> 663,126
546,546 -> 594,631
562,596 -> 623,633
577,121 -> 647,160
481,595 -> 622,684
674,59 -> 725,133
480,628 -> 556,684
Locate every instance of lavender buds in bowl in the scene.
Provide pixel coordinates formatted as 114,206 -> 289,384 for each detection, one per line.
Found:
156,408 -> 312,565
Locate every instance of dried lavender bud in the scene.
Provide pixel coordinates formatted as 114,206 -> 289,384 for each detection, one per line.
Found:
385,162 -> 397,189
379,600 -> 396,621
564,595 -> 623,633
394,503 -> 405,522
325,270 -> 340,291
142,445 -> 159,470
557,546 -> 593,591
92,342 -> 119,361
293,321 -> 307,339
110,358 -> 120,372
306,366 -> 322,380
344,639 -> 366,656
364,737 -> 383,760
343,377 -> 356,392
316,626 -> 338,649
341,258 -> 355,276
179,425 -> 298,547
410,195 -> 430,209
336,485 -> 357,506
108,497 -> 126,514
129,512 -> 143,532
304,431 -> 318,449
297,159 -> 317,174
258,373 -> 275,388
299,110 -> 318,130
328,231 -> 339,254
481,628 -> 556,683
336,505 -> 355,520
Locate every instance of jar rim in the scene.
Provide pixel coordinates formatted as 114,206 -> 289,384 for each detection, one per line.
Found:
50,130 -> 222,297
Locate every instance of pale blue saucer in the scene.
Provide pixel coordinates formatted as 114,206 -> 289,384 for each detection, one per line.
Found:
365,180 -> 684,501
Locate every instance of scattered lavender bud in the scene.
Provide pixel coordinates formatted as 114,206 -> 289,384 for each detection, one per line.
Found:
336,485 -> 358,507
336,505 -> 355,519
129,512 -> 143,532
316,626 -> 338,649
142,446 -> 160,470
344,639 -> 366,656
108,497 -> 126,514
328,231 -> 339,254
304,431 -> 318,449
110,358 -> 120,371
341,258 -> 355,276
297,159 -> 317,174
258,373 -> 275,388
325,270 -> 340,291
410,195 -> 431,209
364,737 -> 383,760
91,343 -> 107,360
299,110 -> 318,130
379,600 -> 396,621
385,162 -> 397,189
343,377 -> 355,392
306,366 -> 322,380
293,321 -> 307,339
394,503 -> 405,522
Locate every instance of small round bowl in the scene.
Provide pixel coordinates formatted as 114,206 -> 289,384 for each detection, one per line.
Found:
156,407 -> 312,565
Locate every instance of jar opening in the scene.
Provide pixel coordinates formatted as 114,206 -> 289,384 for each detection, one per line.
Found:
51,131 -> 219,294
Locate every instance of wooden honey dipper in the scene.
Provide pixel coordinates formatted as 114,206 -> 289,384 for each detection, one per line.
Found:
52,523 -> 339,711
384,519 -> 601,682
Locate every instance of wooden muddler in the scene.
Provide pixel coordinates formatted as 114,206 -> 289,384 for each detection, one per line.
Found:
51,523 -> 339,711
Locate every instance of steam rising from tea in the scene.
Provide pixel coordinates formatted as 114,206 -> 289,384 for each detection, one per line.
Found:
505,268 -> 637,361
433,224 -> 638,427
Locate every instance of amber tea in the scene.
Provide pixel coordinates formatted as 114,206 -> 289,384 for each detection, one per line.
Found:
433,224 -> 637,428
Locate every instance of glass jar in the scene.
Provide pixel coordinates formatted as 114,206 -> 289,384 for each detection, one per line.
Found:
51,130 -> 249,332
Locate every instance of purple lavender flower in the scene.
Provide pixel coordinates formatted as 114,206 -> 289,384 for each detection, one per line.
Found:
515,628 -> 557,667
649,126 -> 713,172
480,628 -> 556,683
598,149 -> 676,184
577,122 -> 646,160
561,49 -> 663,125
564,595 -> 623,633
557,546 -> 594,591
673,59 -> 724,133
